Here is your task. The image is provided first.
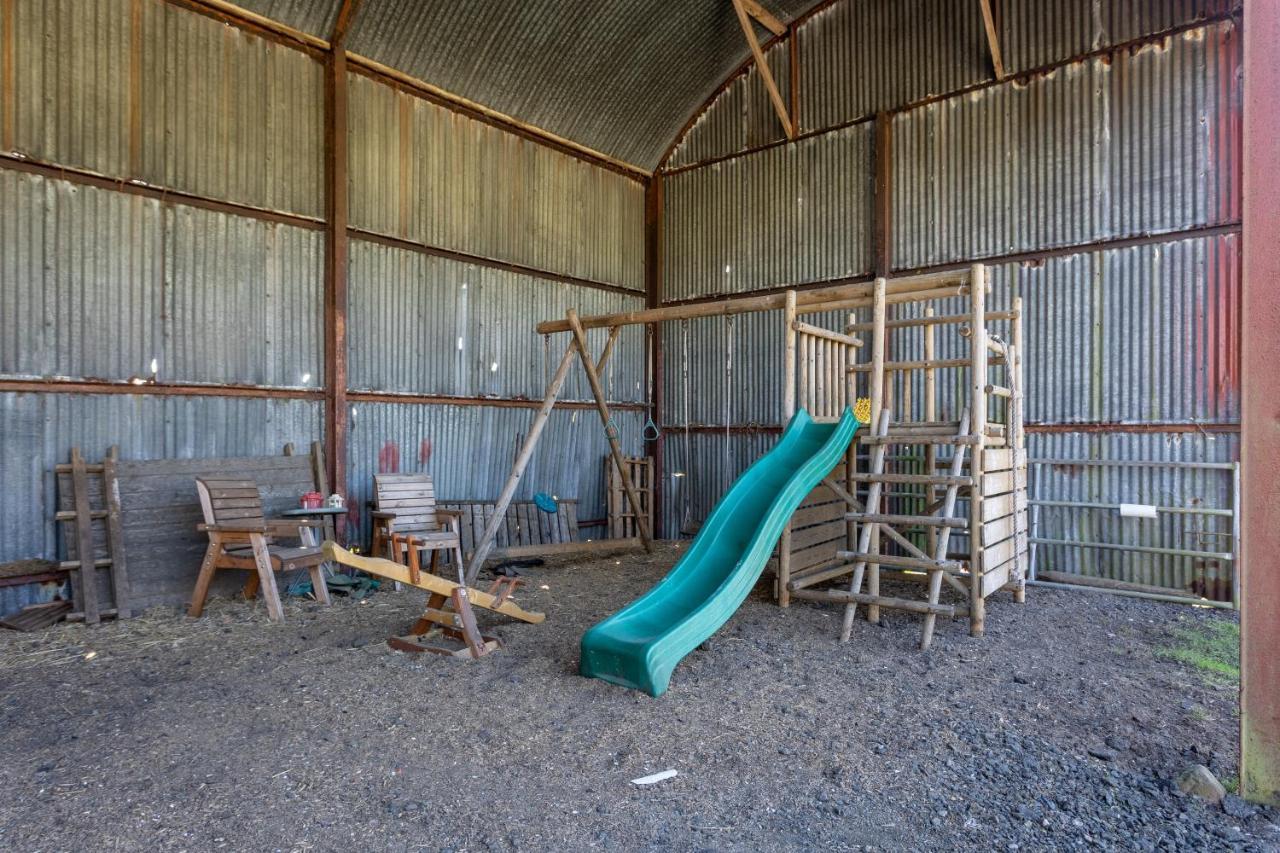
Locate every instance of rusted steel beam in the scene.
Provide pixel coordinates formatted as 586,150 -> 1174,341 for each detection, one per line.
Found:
162,1 -> 647,180
348,228 -> 642,298
1,0 -> 13,151
324,6 -> 355,510
0,379 -> 323,400
788,24 -> 801,134
346,391 -> 646,412
0,155 -> 326,230
1025,422 -> 1240,435
645,174 -> 666,537
1241,0 -> 1280,806
872,112 -> 892,277
663,422 -> 1240,436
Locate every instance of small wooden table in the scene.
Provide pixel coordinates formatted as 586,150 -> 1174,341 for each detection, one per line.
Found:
280,506 -> 348,587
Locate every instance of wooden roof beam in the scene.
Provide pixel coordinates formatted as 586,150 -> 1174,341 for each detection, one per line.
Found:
741,0 -> 786,37
979,0 -> 1006,80
731,0 -> 795,139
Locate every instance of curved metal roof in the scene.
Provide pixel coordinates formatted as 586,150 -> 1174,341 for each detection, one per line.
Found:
228,0 -> 824,172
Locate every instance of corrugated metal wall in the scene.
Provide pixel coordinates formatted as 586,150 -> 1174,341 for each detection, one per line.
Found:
0,170 -> 323,389
893,23 -> 1240,269
347,239 -> 644,402
0,392 -> 324,564
663,123 -> 872,300
658,4 -> 1241,595
0,0 -> 648,579
348,73 -> 644,291
12,0 -> 324,217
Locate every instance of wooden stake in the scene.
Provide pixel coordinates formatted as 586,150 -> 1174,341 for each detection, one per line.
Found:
779,290 -> 797,606
566,310 -> 653,552
969,264 -> 989,637
867,278 -> 887,624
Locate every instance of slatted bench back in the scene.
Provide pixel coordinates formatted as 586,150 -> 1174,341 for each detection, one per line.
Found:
374,473 -> 441,533
195,478 -> 266,529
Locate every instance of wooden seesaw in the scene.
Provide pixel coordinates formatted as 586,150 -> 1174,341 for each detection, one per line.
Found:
322,540 -> 545,659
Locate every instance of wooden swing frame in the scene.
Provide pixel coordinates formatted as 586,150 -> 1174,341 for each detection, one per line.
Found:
464,272 -> 976,584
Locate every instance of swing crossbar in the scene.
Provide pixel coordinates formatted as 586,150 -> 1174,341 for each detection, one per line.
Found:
533,270 -> 973,334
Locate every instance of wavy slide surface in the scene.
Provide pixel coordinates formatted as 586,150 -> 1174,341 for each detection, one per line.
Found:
579,407 -> 860,696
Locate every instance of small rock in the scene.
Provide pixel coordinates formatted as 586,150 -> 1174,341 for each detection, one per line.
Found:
1221,794 -> 1257,820
1012,673 -> 1031,685
1089,747 -> 1118,762
1176,764 -> 1226,804
1104,735 -> 1131,752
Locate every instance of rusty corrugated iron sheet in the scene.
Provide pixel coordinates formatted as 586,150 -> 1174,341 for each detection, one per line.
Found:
347,237 -> 646,402
343,0 -> 823,170
663,123 -> 872,301
0,169 -> 323,389
222,0 -> 342,39
668,36 -> 793,170
893,21 -> 1241,270
347,73 -> 644,291
10,0 -> 323,217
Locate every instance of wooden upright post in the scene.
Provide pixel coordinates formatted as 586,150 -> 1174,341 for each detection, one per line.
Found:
323,0 -> 361,508
1011,296 -> 1027,604
566,310 -> 654,552
1242,1 -> 1280,804
968,264 -> 989,637
778,290 -> 798,605
924,307 -> 937,559
464,340 -> 580,583
867,278 -> 887,624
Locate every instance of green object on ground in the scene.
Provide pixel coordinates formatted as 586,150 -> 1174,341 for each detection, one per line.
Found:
579,407 -> 861,696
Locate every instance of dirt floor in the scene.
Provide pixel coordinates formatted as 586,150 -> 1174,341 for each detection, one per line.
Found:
0,544 -> 1275,851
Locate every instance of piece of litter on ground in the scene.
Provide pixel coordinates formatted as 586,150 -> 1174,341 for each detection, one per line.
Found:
631,769 -> 678,785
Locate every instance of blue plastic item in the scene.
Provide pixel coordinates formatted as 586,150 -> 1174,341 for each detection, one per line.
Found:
533,492 -> 559,514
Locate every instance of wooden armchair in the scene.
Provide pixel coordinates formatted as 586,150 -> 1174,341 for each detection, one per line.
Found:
189,477 -> 332,622
370,473 -> 465,577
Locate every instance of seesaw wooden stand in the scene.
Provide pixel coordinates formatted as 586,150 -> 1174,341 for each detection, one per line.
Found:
323,541 -> 544,659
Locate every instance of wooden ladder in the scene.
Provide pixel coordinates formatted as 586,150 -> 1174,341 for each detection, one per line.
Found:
919,408 -> 972,649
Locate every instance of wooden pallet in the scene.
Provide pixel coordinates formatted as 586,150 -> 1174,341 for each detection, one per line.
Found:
54,447 -> 130,624
440,500 -> 579,556
0,600 -> 72,632
606,456 -> 654,540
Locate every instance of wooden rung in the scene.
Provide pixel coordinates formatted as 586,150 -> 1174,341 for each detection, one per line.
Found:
55,510 -> 107,521
849,358 -> 969,373
792,320 -> 863,348
60,558 -> 113,570
790,588 -> 957,617
985,384 -> 1012,398
54,463 -> 105,474
848,472 -> 973,486
860,433 -> 984,446
849,513 -> 967,528
846,310 -> 1016,333
834,551 -> 965,572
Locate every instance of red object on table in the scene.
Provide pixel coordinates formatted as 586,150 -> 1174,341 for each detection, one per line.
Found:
300,491 -> 323,509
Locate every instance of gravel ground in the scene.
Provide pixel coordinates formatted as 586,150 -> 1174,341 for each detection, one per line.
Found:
0,543 -> 1275,852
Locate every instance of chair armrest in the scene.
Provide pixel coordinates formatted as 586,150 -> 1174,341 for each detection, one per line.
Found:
199,522 -> 269,533
264,518 -> 321,538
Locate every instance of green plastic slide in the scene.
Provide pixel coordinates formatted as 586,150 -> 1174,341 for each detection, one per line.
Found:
579,407 -> 861,696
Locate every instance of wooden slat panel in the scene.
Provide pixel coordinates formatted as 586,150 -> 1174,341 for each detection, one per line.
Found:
790,501 -> 846,529
981,470 -> 1015,496
791,541 -> 844,573
790,520 -> 846,551
983,448 -> 1013,472
981,559 -> 1011,597
981,489 -> 1027,522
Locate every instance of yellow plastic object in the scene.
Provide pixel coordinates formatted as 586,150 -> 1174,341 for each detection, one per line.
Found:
854,397 -> 872,424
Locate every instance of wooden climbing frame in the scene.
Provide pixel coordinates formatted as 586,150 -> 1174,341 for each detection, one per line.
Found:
784,264 -> 1029,646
